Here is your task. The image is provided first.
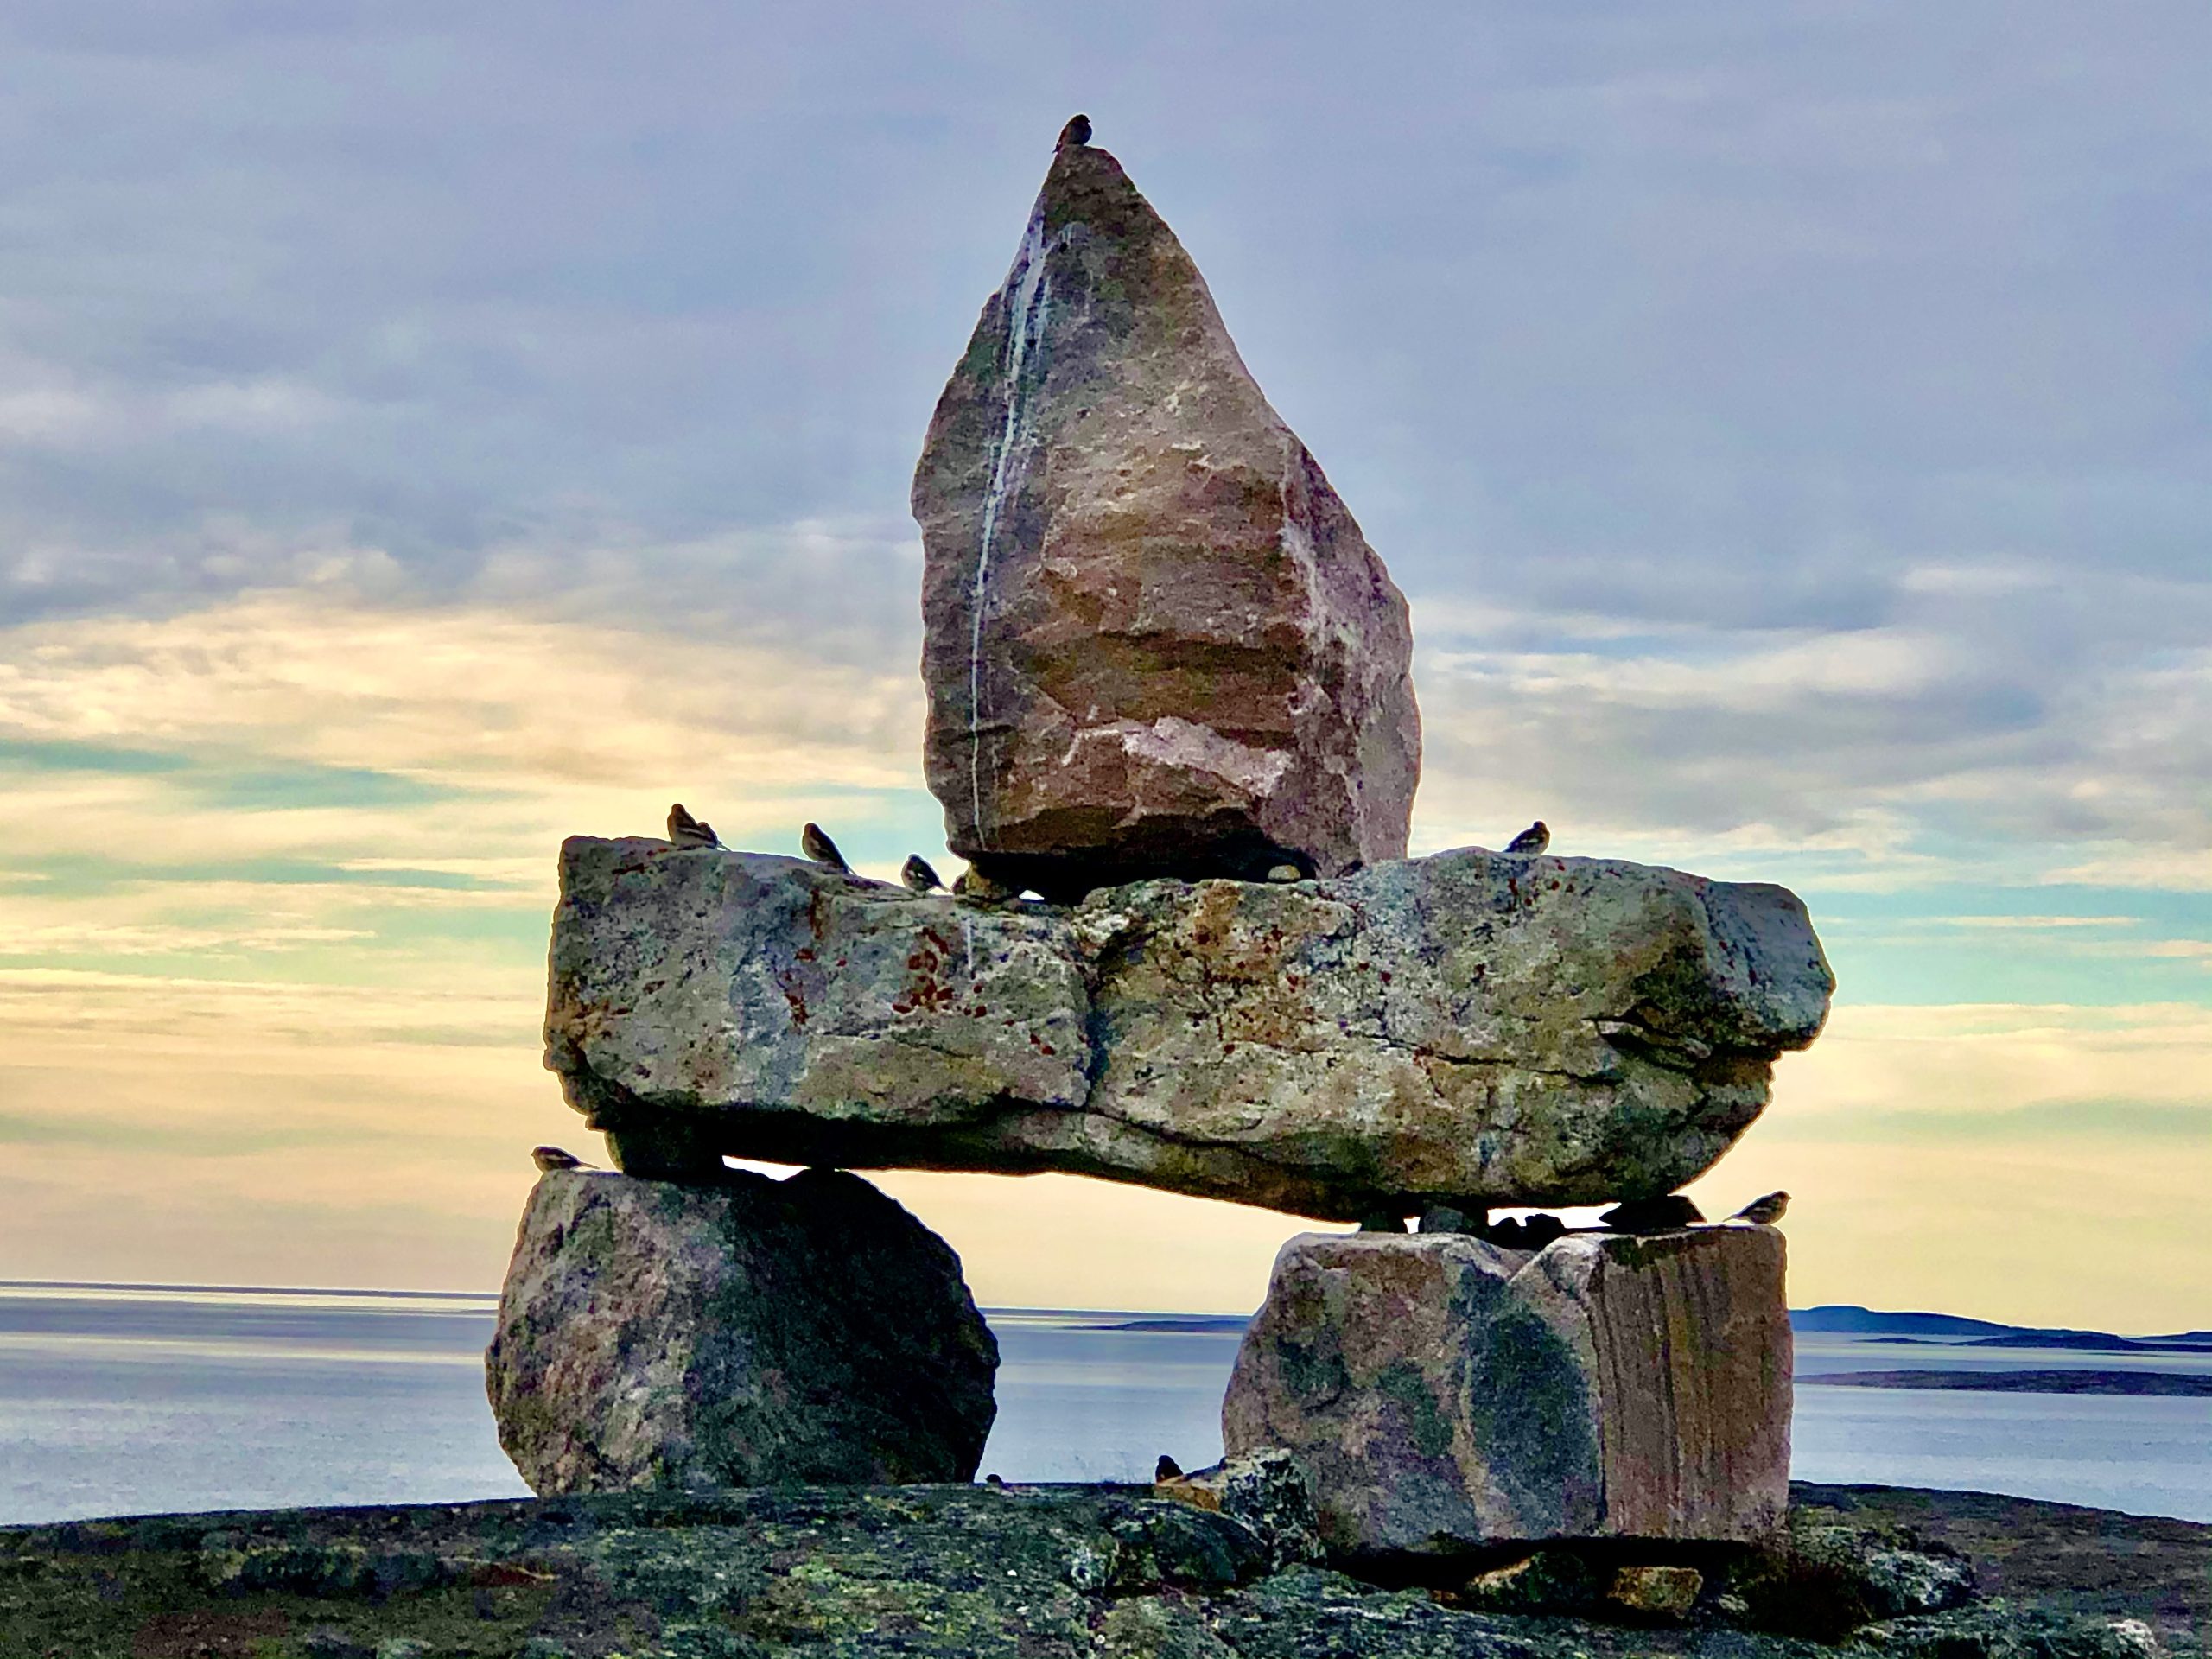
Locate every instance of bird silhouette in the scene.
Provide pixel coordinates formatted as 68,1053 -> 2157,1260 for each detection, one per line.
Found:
801,823 -> 851,873
1732,1191 -> 1790,1225
667,803 -> 720,849
1504,821 -> 1550,855
1058,113 -> 1092,149
1600,1195 -> 1705,1233
901,855 -> 945,893
531,1146 -> 593,1173
1154,1453 -> 1184,1483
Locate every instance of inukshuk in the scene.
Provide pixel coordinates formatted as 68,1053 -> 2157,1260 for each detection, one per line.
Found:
489,131 -> 1834,1564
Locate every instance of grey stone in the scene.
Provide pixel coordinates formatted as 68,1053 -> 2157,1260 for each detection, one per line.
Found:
1154,1448 -> 1324,1572
1454,1550 -> 1599,1615
1099,1596 -> 1236,1659
1860,1604 -> 2165,1659
1220,1226 -> 1791,1554
1210,1565 -> 1548,1659
485,1167 -> 997,1494
546,836 -> 1832,1218
913,138 -> 1420,895
1605,1563 -> 1703,1621
1726,1504 -> 1977,1636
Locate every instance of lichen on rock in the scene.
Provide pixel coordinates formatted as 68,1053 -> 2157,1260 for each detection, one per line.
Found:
1223,1225 -> 1792,1554
485,1167 -> 998,1494
545,837 -> 1833,1218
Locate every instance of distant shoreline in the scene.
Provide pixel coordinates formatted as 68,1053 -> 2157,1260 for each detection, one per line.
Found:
1802,1369 -> 2212,1396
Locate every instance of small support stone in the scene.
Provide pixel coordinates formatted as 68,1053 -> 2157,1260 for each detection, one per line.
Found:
1222,1224 -> 1791,1558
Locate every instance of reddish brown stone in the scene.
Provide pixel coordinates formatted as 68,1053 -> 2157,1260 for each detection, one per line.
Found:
1221,1226 -> 1792,1555
912,140 -> 1420,895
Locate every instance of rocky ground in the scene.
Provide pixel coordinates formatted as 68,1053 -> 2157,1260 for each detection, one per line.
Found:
0,1481 -> 2202,1659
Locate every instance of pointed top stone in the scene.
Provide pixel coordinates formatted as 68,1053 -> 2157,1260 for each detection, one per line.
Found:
912,141 -> 1421,899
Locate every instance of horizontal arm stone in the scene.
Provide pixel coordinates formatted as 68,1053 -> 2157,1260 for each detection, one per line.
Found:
544,836 -> 1833,1218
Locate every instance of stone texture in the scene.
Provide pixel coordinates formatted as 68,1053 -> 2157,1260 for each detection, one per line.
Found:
3,1482 -> 2191,1657
1605,1566 -> 1703,1621
1219,1225 -> 1791,1555
484,1166 -> 997,1493
912,139 -> 1420,895
545,837 -> 1833,1220
1154,1449 -> 1325,1573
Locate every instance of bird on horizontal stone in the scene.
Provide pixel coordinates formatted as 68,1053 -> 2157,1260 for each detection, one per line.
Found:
1154,1454 -> 1184,1483
1058,113 -> 1091,149
1732,1191 -> 1790,1226
1417,1204 -> 1482,1236
531,1146 -> 593,1173
800,822 -> 851,874
667,803 -> 719,849
1484,1212 -> 1567,1251
1600,1195 -> 1705,1233
901,855 -> 945,893
1504,821 -> 1550,855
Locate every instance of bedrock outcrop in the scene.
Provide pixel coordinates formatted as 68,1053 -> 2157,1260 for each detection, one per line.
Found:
912,138 -> 1420,895
543,836 -> 1832,1218
485,1166 -> 997,1494
1221,1225 -> 1792,1556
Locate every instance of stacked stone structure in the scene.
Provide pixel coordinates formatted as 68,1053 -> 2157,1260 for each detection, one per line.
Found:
486,130 -> 1833,1560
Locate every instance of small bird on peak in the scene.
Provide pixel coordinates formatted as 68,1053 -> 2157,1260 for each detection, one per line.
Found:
1058,113 -> 1092,150
901,855 -> 945,894
1154,1453 -> 1184,1484
668,803 -> 720,849
1732,1191 -> 1790,1226
531,1146 -> 593,1173
801,823 -> 850,874
1504,821 -> 1550,856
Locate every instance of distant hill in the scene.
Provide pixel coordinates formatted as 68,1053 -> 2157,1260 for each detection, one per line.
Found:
1791,1305 -> 2212,1350
1789,1305 -> 2018,1338
1803,1369 -> 2212,1396
1966,1330 -> 2212,1354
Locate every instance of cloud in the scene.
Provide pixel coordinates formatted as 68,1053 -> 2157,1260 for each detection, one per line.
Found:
0,582 -> 926,818
1407,604 -> 2212,887
0,3 -> 2205,1319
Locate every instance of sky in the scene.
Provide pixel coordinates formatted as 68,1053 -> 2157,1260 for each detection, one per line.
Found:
1,3 -> 2207,1329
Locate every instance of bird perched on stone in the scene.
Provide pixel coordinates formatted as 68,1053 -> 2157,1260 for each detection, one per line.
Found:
1484,1212 -> 1567,1250
1504,821 -> 1550,855
667,803 -> 720,849
801,822 -> 850,874
1732,1191 -> 1790,1225
1600,1195 -> 1705,1234
1417,1204 -> 1481,1236
901,855 -> 945,893
531,1146 -> 592,1173
1154,1453 -> 1184,1483
1058,113 -> 1091,149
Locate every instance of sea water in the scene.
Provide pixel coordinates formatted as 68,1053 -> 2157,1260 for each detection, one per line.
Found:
2,1285 -> 2208,1528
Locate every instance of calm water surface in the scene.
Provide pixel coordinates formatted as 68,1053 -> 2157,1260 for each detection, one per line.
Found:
2,1286 -> 2207,1526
